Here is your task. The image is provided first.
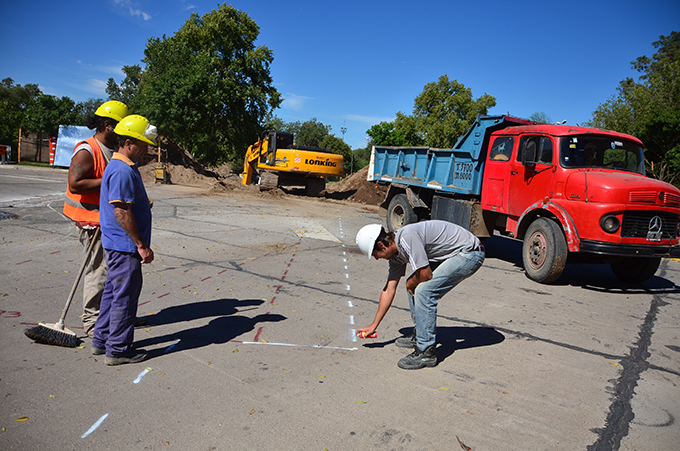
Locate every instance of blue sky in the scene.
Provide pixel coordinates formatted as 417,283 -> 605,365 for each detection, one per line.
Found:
1,0 -> 678,150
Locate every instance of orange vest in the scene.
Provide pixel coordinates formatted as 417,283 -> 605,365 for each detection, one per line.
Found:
63,137 -> 111,225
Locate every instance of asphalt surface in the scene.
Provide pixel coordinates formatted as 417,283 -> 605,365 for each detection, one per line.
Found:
1,165 -> 679,450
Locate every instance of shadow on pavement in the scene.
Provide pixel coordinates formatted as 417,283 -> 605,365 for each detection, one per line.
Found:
363,326 -> 505,365
135,298 -> 287,360
143,298 -> 265,326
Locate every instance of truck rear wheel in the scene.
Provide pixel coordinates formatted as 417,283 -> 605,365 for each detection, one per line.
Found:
522,218 -> 568,283
386,194 -> 418,231
610,257 -> 661,283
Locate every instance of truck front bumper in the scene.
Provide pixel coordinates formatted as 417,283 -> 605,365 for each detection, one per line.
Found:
580,239 -> 680,258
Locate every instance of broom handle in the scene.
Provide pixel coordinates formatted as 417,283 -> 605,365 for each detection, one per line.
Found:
57,227 -> 101,325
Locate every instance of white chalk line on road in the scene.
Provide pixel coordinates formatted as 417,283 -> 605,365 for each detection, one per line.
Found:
240,341 -> 357,351
81,413 -> 109,438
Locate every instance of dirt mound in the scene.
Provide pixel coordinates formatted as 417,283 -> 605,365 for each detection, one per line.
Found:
326,166 -> 387,205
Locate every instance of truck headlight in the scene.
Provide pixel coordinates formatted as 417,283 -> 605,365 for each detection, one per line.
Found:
600,215 -> 620,234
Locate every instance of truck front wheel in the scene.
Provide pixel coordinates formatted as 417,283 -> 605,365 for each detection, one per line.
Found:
386,193 -> 418,231
522,218 -> 568,283
610,257 -> 661,283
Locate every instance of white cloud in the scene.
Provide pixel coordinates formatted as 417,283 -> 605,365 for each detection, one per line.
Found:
113,0 -> 152,21
84,79 -> 108,96
282,93 -> 314,112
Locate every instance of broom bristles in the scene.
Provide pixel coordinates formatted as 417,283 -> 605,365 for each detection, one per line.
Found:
24,323 -> 79,348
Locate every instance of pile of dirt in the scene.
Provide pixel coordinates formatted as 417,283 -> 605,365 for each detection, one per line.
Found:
138,145 -> 385,206
326,166 -> 387,205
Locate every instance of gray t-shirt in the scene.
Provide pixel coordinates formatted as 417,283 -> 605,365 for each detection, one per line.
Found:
387,220 -> 480,280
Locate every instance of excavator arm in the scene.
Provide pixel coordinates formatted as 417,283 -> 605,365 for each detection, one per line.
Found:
241,138 -> 266,185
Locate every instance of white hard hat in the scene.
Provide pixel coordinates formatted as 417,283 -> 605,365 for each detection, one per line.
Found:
356,224 -> 383,259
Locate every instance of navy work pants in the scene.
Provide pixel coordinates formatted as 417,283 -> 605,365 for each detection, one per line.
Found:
92,250 -> 142,357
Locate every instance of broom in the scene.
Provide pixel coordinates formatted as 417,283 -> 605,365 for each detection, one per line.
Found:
24,227 -> 101,348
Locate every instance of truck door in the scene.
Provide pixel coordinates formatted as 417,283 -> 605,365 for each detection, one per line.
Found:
481,136 -> 515,214
507,135 -> 555,218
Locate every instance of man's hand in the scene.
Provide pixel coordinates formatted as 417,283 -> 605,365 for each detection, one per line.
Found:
114,202 -> 153,263
406,265 -> 433,296
356,325 -> 377,337
137,244 -> 154,264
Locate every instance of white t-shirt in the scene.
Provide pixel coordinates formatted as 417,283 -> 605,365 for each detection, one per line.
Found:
75,138 -> 114,162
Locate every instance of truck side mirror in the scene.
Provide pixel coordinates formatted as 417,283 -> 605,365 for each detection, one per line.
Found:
523,140 -> 537,166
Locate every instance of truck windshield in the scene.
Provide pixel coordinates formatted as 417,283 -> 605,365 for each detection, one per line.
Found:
559,136 -> 645,175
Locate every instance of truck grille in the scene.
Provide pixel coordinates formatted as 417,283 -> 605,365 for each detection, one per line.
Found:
629,191 -> 656,203
621,211 -> 679,239
665,192 -> 680,207
628,191 -> 680,207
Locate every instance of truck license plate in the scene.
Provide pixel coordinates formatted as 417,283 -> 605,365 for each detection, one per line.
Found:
647,231 -> 662,241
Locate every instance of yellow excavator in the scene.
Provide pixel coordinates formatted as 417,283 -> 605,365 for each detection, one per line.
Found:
241,130 -> 343,196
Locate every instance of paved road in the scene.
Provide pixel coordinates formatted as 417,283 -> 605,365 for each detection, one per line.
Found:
0,165 -> 69,205
0,167 -> 679,450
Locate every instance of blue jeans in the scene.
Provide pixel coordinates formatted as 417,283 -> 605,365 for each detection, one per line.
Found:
407,249 -> 485,351
92,250 -> 142,356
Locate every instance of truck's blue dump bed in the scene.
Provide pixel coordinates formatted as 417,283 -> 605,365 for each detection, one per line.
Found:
368,115 -> 531,195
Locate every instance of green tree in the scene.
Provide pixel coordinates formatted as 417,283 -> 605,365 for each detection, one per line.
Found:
587,31 -> 680,184
366,121 -> 406,146
106,65 -> 142,110
0,78 -> 41,149
23,94 -> 81,136
137,3 -> 281,166
319,135 -> 354,174
406,75 -> 496,148
529,112 -> 552,124
76,98 -> 105,122
263,117 -> 332,147
294,118 -> 331,147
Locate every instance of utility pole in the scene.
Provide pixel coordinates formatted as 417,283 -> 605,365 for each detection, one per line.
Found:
341,121 -> 347,141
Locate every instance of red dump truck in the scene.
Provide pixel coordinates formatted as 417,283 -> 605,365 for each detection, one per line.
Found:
369,115 -> 680,283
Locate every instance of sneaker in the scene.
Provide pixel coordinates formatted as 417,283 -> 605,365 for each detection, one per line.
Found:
397,345 -> 437,370
91,346 -> 105,356
105,351 -> 148,366
395,330 -> 416,348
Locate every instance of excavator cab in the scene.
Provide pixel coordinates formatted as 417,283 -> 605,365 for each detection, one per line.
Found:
263,131 -> 294,165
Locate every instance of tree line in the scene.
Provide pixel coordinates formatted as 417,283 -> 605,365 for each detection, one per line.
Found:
1,2 -> 677,184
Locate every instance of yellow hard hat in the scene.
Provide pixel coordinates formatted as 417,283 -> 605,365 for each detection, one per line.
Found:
94,100 -> 128,122
114,114 -> 158,146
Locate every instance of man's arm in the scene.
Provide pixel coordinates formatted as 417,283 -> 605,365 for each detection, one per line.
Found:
112,202 -> 154,263
68,149 -> 101,194
406,265 -> 433,296
356,278 -> 400,336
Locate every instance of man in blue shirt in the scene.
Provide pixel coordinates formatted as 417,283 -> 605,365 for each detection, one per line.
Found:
356,221 -> 485,370
92,114 -> 157,365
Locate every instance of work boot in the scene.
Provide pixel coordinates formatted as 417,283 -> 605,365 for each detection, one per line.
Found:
397,345 -> 437,370
105,351 -> 148,366
395,330 -> 416,348
91,346 -> 105,356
